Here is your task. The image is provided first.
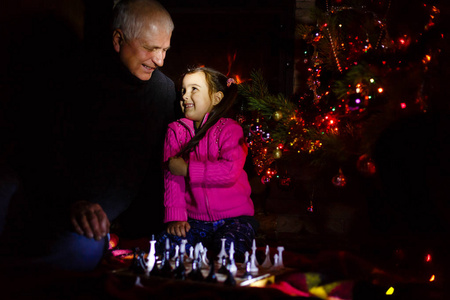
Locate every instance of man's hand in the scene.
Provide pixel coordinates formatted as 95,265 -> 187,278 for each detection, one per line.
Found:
168,156 -> 188,176
70,200 -> 110,240
167,221 -> 191,237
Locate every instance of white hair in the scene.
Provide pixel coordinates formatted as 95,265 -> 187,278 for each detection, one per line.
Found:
112,0 -> 174,40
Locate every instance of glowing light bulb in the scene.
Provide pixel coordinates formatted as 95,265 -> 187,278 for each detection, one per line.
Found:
386,287 -> 394,295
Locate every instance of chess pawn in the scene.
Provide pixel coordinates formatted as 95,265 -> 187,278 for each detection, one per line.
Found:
180,239 -> 188,260
130,249 -> 146,274
276,246 -> 285,269
171,245 -> 180,261
217,238 -> 228,260
270,254 -> 281,271
260,245 -> 272,269
205,260 -> 218,283
188,259 -> 204,281
218,256 -> 228,275
173,256 -> 186,280
224,269 -> 236,286
243,251 -> 249,265
186,246 -> 194,263
159,247 -> 173,278
241,261 -> 253,280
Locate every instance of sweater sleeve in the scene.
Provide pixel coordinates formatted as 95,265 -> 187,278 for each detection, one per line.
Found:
163,126 -> 188,222
189,122 -> 247,187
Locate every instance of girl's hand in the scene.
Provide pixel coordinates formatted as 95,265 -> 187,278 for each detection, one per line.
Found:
168,156 -> 188,176
167,221 -> 191,237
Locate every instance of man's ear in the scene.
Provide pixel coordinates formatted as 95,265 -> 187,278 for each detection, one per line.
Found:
213,91 -> 224,106
112,29 -> 124,53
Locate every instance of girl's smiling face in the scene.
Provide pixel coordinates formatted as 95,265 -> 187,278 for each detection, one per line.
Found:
181,72 -> 222,128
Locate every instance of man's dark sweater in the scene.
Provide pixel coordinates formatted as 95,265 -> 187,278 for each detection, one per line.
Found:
61,52 -> 180,237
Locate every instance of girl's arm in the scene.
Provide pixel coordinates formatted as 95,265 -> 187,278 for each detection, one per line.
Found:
163,127 -> 188,222
189,122 -> 247,187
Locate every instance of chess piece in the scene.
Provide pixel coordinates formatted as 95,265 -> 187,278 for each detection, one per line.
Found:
217,238 -> 228,260
276,246 -> 285,269
224,269 -> 236,286
146,240 -> 157,274
205,260 -> 218,283
171,245 -> 180,261
188,259 -> 204,281
159,244 -> 173,278
270,254 -> 281,271
194,243 -> 205,269
173,256 -> 186,280
180,239 -> 187,263
186,246 -> 194,263
228,242 -> 237,275
251,239 -> 259,266
243,251 -> 249,265
201,247 -> 209,268
135,276 -> 144,287
241,261 -> 253,280
218,256 -> 228,275
250,253 -> 259,273
260,245 -> 272,269
130,248 -> 147,274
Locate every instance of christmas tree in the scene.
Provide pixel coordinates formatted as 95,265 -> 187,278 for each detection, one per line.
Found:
237,0 -> 446,189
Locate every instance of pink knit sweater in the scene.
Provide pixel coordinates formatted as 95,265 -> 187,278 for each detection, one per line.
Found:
163,116 -> 254,223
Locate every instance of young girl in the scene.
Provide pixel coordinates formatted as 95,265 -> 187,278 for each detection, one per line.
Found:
156,67 -> 258,262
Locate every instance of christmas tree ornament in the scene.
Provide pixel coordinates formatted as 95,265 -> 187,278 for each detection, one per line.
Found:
332,168 -> 347,187
273,110 -> 283,121
347,93 -> 363,110
273,148 -> 282,159
357,154 -> 376,176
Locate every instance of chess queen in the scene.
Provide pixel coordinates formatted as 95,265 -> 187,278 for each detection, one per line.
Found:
156,67 -> 258,262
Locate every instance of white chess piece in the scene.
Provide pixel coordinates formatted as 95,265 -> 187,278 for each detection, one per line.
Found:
276,246 -> 285,269
194,242 -> 203,260
186,246 -> 194,262
261,245 -> 272,269
217,238 -> 228,260
243,251 -> 249,265
171,245 -> 179,261
250,254 -> 259,273
251,239 -> 259,266
135,276 -> 144,287
228,242 -> 237,274
165,238 -> 170,251
146,240 -> 157,274
271,253 -> 280,271
180,239 -> 188,261
201,247 -> 209,268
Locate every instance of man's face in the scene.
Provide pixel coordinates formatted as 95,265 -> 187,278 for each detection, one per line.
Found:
113,25 -> 171,81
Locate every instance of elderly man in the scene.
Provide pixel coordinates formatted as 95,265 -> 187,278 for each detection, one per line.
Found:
1,0 -> 179,271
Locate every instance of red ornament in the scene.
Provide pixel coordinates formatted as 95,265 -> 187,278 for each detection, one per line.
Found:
357,154 -> 376,176
332,168 -> 347,187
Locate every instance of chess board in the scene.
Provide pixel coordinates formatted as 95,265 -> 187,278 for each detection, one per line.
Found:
110,255 -> 294,287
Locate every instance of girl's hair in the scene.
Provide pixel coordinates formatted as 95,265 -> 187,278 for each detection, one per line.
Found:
177,67 -> 238,157
112,0 -> 174,40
